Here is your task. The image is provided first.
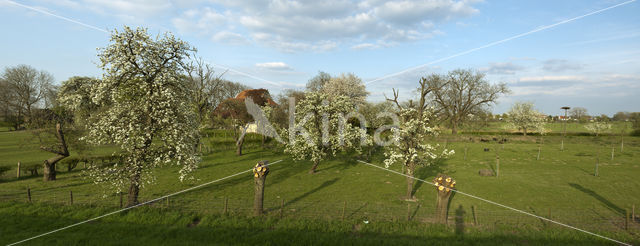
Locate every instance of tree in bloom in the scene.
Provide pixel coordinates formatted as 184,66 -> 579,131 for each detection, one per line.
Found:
384,77 -> 454,200
59,26 -> 199,206
585,121 -> 611,137
506,101 -> 546,136
284,92 -> 370,174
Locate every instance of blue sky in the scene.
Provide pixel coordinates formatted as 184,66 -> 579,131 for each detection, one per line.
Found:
1,0 -> 639,116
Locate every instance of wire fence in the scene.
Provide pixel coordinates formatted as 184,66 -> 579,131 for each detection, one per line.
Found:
3,186 -> 639,236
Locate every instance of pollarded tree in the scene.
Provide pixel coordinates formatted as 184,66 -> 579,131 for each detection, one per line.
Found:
285,92 -> 370,174
385,78 -> 454,200
60,26 -> 200,206
506,102 -> 545,136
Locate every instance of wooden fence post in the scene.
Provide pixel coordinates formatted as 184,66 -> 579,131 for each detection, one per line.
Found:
280,199 -> 284,218
166,197 -> 170,208
471,205 -> 478,226
407,203 -> 411,221
17,162 -> 21,178
625,209 -> 629,230
463,144 -> 468,161
223,197 -> 228,215
70,191 -> 73,205
120,192 -> 123,208
27,187 -> 31,203
496,156 -> 500,178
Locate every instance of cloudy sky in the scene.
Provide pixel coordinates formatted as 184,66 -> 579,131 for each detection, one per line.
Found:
1,0 -> 639,115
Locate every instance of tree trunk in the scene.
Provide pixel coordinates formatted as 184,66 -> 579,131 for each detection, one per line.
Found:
523,128 -> 527,136
434,174 -> 455,224
451,121 -> 458,135
43,161 -> 56,181
127,172 -> 141,207
406,165 -> 415,200
236,127 -> 247,156
309,160 -> 320,174
254,175 -> 266,216
40,123 -> 70,182
436,192 -> 452,224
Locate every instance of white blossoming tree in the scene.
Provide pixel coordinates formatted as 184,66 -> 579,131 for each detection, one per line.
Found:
506,102 -> 546,136
585,121 -> 611,137
384,77 -> 454,200
59,26 -> 199,206
284,92 -> 370,174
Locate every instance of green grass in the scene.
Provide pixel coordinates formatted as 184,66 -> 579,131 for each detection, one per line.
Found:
1,201 -> 633,245
1,128 -> 640,245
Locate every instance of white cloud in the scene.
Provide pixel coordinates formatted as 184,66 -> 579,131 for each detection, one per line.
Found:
351,43 -> 380,50
172,7 -> 228,34
256,62 -> 292,70
542,59 -> 583,72
174,0 -> 481,52
519,75 -> 584,82
480,62 -> 524,74
211,31 -> 248,44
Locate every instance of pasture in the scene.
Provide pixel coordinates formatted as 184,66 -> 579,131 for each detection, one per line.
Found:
1,126 -> 639,245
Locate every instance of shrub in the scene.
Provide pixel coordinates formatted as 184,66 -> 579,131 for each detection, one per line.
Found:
630,129 -> 640,136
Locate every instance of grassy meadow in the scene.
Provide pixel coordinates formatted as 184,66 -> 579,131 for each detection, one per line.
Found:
1,124 -> 639,245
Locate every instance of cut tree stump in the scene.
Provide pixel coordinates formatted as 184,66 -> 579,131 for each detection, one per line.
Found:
434,174 -> 456,224
253,160 -> 269,216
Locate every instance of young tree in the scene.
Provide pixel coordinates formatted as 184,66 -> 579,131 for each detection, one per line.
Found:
506,102 -> 545,136
585,121 -> 611,137
60,26 -> 200,206
385,77 -> 454,200
285,92 -> 369,174
427,69 -> 509,134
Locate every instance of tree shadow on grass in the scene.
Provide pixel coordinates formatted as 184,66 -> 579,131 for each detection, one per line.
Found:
412,160 -> 448,197
284,178 -> 339,208
568,183 -> 624,216
264,178 -> 340,213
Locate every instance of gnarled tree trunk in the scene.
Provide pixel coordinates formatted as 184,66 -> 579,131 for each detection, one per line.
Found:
236,125 -> 248,156
40,123 -> 70,181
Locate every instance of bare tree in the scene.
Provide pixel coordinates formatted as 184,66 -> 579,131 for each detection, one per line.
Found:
0,65 -> 54,129
570,107 -> 588,121
427,69 -> 509,134
184,57 -> 226,126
